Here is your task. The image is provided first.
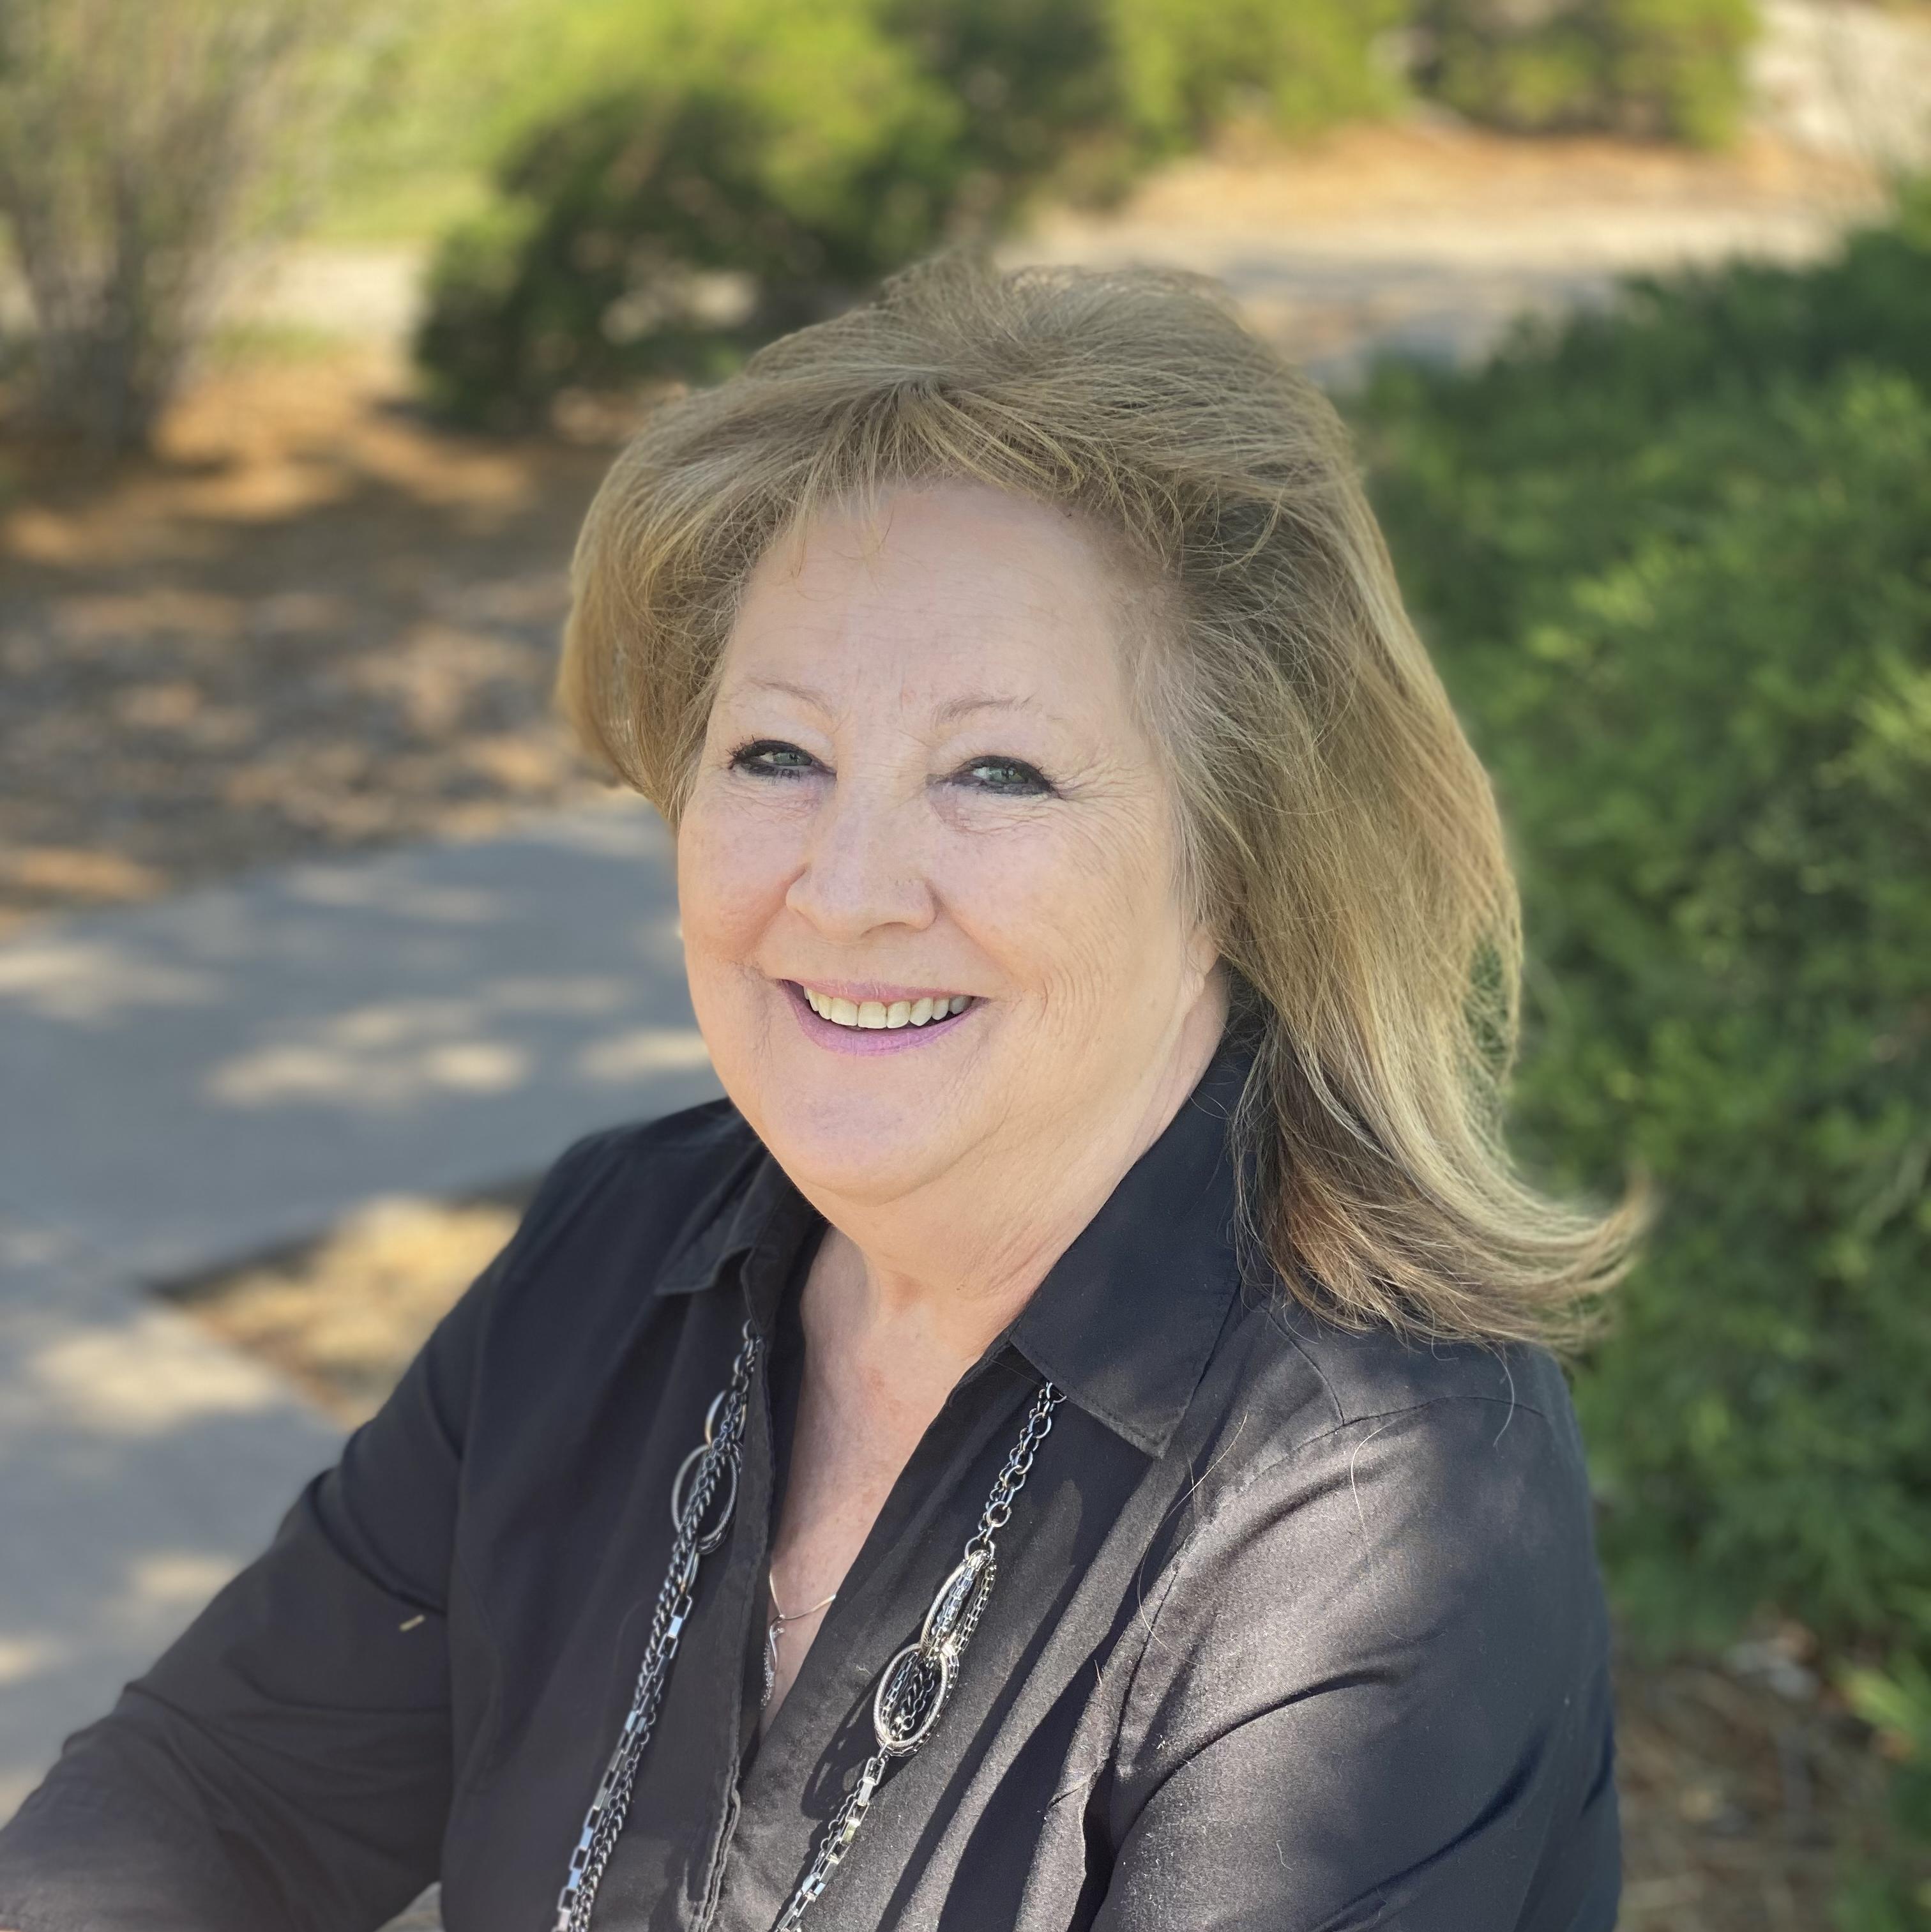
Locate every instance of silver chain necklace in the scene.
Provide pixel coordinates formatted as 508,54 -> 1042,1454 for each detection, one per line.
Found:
552,1318 -> 1064,1932
764,1577 -> 837,1711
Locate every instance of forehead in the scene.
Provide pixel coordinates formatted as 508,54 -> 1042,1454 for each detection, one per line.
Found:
720,482 -> 1140,715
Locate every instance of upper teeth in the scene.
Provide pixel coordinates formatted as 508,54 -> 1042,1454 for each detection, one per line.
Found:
803,989 -> 971,1030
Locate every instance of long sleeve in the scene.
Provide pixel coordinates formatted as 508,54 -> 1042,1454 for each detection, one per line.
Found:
1095,1394 -> 1619,1932
0,1242 -> 505,1932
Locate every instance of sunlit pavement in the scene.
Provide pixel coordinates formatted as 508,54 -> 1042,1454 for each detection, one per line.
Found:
0,1226 -> 344,1817
0,798 -> 718,1814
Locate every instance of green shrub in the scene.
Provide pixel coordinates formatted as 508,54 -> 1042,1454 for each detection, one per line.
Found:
414,0 -> 1427,423
414,0 -> 974,422
1111,0 -> 1405,153
1840,1655 -> 1931,1926
1359,178 -> 1931,654
1496,370 -> 1931,1645
415,0 -> 1152,422
0,0 -> 367,448
1354,190 -> 1931,1905
1411,0 -> 1758,145
412,0 -> 1768,423
881,0 -> 1130,204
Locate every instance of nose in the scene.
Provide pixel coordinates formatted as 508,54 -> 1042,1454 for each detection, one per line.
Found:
784,775 -> 936,941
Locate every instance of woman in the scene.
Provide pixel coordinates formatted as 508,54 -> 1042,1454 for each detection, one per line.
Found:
0,257 -> 1640,1932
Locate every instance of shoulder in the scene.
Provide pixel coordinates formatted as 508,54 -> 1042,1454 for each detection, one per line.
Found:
1109,1303 -> 1617,1911
1245,1287 -> 1575,1445
1137,1295 -> 1604,1696
368,1100 -> 767,1470
1149,1290 -> 1600,1645
1121,1304 -> 1609,1760
1186,1285 -> 1590,1519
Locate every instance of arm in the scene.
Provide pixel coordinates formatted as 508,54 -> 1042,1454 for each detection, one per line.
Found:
1097,1396 -> 1619,1932
0,1240 -> 506,1932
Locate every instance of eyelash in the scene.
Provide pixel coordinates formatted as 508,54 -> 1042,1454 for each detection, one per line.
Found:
726,740 -> 1055,797
728,740 -> 817,779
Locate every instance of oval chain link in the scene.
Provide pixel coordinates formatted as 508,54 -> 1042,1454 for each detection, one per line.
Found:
772,1378 -> 1064,1929
552,1321 -> 761,1932
549,1325 -> 1062,1932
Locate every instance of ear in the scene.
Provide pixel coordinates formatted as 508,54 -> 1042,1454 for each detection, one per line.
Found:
1186,938 -> 1227,1001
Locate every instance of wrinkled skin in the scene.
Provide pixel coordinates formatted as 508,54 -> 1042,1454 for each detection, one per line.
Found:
674,480 -> 1227,1723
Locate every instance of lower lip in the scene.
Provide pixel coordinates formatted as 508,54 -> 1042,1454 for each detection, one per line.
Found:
781,982 -> 978,1056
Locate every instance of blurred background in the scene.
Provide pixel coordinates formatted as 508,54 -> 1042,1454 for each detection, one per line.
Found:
1,1 -> 1928,1926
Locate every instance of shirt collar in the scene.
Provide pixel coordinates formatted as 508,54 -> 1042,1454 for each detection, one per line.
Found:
653,1043 -> 1252,1461
1000,1046 -> 1248,1456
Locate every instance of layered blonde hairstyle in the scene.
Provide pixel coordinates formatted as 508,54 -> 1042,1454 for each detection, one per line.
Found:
561,254 -> 1645,1347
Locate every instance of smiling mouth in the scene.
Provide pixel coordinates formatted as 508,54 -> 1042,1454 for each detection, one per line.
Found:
795,985 -> 974,1031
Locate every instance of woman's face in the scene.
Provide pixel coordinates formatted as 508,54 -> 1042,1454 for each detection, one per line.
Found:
677,481 -> 1220,1213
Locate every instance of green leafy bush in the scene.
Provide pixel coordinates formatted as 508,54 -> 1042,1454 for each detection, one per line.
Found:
1358,197 -> 1931,1650
0,0 -> 367,448
416,0 -> 1146,422
1411,0 -> 1758,144
1840,1655 -> 1931,1925
419,0 -> 1414,421
410,0 -> 1481,423
413,0 -> 1769,422
1502,371 -> 1928,1641
414,0 -> 981,422
1110,0 -> 1405,153
1354,189 -> 1931,1910
880,0 -> 1129,204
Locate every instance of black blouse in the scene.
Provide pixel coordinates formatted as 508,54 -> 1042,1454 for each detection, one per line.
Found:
0,1052 -> 1619,1931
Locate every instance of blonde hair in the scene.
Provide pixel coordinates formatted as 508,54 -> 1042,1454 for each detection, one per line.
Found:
561,254 -> 1646,1346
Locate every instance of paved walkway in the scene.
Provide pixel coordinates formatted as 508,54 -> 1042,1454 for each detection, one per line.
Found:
1008,195 -> 1849,385
0,798 -> 716,1814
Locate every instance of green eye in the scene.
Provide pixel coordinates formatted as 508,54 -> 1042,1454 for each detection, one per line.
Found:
962,757 -> 1052,795
731,740 -> 818,775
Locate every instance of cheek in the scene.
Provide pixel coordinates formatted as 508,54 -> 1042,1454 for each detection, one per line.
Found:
946,802 -> 1186,1006
676,791 -> 798,964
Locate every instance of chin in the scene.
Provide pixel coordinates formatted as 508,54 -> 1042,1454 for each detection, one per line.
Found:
751,1081 -> 961,1205
696,977 -> 990,1193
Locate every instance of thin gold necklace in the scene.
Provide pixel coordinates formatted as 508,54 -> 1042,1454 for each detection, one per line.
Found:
763,1574 -> 837,1710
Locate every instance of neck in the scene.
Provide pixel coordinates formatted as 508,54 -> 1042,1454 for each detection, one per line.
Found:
795,980 -> 1229,1398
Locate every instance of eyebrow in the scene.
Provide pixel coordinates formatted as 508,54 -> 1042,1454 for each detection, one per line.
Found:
932,692 -> 1038,726
734,678 -> 1058,729
737,676 -> 829,709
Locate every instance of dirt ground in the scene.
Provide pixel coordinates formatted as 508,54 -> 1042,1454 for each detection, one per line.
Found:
0,349 -> 621,938
1099,114 -> 1883,226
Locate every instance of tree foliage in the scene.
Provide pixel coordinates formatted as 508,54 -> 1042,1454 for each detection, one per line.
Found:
1110,0 -> 1407,154
0,0 -> 364,448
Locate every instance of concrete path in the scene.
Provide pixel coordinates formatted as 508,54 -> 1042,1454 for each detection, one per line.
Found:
1008,196 -> 1851,386
0,797 -> 713,1279
1,798 -> 717,1816
0,1225 -> 345,1817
